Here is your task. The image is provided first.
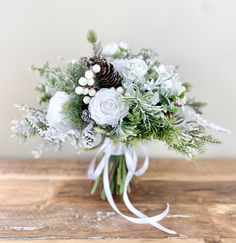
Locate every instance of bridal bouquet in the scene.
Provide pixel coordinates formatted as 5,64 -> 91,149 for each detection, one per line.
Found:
12,30 -> 228,234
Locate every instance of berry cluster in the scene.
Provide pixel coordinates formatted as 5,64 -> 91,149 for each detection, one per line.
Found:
75,63 -> 124,104
75,64 -> 101,104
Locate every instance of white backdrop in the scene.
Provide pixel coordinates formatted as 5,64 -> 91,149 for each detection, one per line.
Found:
0,0 -> 235,159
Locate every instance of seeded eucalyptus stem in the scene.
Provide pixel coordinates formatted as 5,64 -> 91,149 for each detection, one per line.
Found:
90,154 -> 132,199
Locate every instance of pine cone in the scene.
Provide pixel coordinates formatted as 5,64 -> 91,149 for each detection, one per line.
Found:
81,130 -> 95,149
91,58 -> 122,88
81,109 -> 91,122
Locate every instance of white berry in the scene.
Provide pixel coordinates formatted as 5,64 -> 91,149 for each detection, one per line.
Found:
75,86 -> 84,95
116,87 -> 124,94
87,78 -> 95,86
85,70 -> 94,80
83,88 -> 89,95
89,88 -> 96,97
79,77 -> 87,86
92,64 -> 101,73
83,96 -> 91,104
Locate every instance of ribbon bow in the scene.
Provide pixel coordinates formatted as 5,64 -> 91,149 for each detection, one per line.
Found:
88,139 -> 176,234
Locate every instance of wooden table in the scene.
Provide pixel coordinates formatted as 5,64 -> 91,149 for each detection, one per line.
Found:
0,159 -> 235,243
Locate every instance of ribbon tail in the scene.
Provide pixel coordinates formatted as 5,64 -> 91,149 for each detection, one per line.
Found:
102,149 -> 175,234
123,148 -> 176,234
103,152 -> 161,224
123,170 -> 176,234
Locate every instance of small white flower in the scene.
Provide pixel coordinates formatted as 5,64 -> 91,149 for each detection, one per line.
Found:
143,79 -> 156,91
89,89 -> 129,127
155,64 -> 185,95
161,74 -> 185,96
155,64 -> 175,84
102,43 -> 119,56
122,58 -> 148,80
46,91 -> 71,132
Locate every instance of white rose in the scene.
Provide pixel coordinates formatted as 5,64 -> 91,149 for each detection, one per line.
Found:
89,89 -> 129,127
102,43 -> 119,56
122,58 -> 148,80
46,91 -> 71,132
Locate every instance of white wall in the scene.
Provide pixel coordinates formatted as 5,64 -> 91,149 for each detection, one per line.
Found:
0,0 -> 235,159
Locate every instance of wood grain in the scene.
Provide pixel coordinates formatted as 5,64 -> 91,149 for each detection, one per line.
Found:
0,239 -> 206,243
0,159 -> 236,181
0,159 -> 235,242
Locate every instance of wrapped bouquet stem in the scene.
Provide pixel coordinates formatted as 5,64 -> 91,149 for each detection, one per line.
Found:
12,30 -> 229,234
90,153 -> 130,199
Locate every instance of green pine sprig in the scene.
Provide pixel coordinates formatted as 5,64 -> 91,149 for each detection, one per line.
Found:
62,95 -> 87,131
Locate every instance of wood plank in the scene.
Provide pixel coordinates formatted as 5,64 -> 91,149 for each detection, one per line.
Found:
50,180 -> 236,205
127,180 -> 236,204
0,180 -> 236,206
0,159 -> 235,241
0,159 -> 235,181
221,239 -> 236,243
0,180 -> 52,205
0,180 -> 220,240
146,159 -> 236,182
0,239 -> 206,243
0,203 -> 218,240
206,204 -> 236,238
0,159 -> 87,180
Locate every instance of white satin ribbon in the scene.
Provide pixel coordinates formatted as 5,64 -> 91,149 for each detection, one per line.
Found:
88,139 -> 176,234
